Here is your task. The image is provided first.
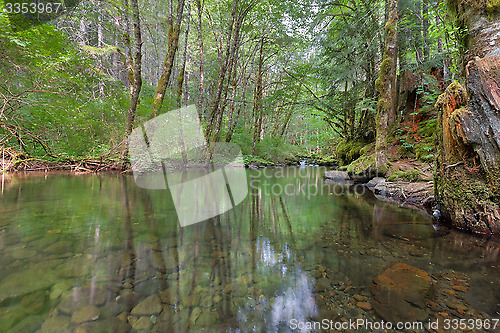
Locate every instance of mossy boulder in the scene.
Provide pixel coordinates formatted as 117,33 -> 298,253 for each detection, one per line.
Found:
345,153 -> 389,182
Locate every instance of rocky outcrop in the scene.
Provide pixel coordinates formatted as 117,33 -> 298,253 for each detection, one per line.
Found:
370,263 -> 432,323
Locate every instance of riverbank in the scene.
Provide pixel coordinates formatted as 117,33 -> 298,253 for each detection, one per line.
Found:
324,165 -> 436,214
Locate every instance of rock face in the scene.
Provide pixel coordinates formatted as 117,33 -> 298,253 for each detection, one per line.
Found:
370,263 -> 432,323
435,60 -> 500,234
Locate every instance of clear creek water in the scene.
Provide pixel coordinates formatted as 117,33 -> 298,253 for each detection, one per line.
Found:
0,167 -> 498,332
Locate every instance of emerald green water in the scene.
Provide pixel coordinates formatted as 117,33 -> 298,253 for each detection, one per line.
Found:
0,168 -> 498,332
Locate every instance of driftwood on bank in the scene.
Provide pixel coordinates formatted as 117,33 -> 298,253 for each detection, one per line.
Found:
1,148 -> 125,173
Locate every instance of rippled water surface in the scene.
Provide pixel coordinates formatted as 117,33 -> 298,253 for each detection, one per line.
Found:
0,168 -> 498,332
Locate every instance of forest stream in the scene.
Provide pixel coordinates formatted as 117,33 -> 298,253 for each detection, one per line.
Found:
0,168 -> 499,332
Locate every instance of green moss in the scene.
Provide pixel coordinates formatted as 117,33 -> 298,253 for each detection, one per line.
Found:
335,140 -> 367,166
346,153 -> 375,174
380,58 -> 393,75
487,0 -> 500,14
435,81 -> 467,109
377,98 -> 388,111
344,153 -> 389,176
360,144 -> 374,156
384,16 -> 396,33
387,169 -> 421,182
375,78 -> 382,93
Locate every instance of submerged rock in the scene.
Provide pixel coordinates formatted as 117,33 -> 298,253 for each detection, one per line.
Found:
58,286 -> 108,314
11,248 -> 37,260
21,290 -> 47,314
71,305 -> 100,324
131,294 -> 162,316
40,315 -> 71,333
370,263 -> 432,323
0,266 -> 56,302
315,277 -> 331,291
131,316 -> 153,330
7,314 -> 43,333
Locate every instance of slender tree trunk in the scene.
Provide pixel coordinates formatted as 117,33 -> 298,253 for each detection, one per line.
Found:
126,0 -> 143,136
252,33 -> 265,155
375,0 -> 398,172
195,0 -> 205,119
177,0 -> 190,108
151,0 -> 186,117
97,3 -> 104,99
422,0 -> 429,61
79,18 -> 87,46
205,0 -> 238,142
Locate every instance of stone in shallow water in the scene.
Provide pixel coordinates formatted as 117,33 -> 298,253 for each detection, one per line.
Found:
182,294 -> 200,307
43,241 -> 72,255
131,316 -> 153,330
11,248 -> 37,260
357,302 -> 372,311
131,294 -> 162,316
50,280 -> 75,301
0,304 -> 28,331
315,277 -> 331,291
0,266 -> 56,302
6,314 -> 43,333
21,290 -> 47,314
195,310 -> 218,327
160,289 -> 178,305
55,256 -> 88,278
71,305 -> 100,324
370,263 -> 432,322
57,286 -> 108,315
188,307 -> 202,326
40,315 -> 71,333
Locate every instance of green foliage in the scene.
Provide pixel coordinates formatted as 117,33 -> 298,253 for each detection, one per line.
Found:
487,0 -> 500,14
0,18 -> 127,160
254,137 -> 299,164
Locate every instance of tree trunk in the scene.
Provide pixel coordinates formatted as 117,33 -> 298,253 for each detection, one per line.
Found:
435,2 -> 500,234
151,0 -> 185,117
374,0 -> 398,172
177,0 -> 190,108
195,0 -> 204,118
252,33 -> 265,155
126,0 -> 143,136
205,0 -> 239,142
422,0 -> 429,61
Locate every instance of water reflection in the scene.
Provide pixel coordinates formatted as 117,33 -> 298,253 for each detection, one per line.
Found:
0,168 -> 498,332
